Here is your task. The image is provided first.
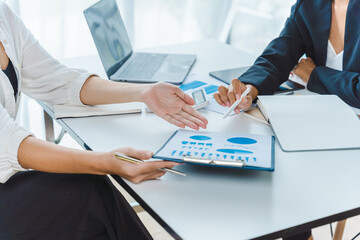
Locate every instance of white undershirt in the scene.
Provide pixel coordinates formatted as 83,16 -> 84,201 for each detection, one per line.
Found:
326,40 -> 343,71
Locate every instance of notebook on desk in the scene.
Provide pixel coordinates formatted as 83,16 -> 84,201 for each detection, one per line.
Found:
52,102 -> 143,119
257,95 -> 360,152
153,129 -> 275,171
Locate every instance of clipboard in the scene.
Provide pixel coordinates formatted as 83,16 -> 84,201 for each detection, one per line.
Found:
153,129 -> 275,172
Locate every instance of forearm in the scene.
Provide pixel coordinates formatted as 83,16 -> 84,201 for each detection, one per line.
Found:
18,136 -> 108,175
80,76 -> 150,105
308,67 -> 360,107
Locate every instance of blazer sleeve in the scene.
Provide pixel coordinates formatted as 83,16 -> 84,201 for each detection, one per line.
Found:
239,0 -> 306,95
308,67 -> 360,108
4,3 -> 92,106
0,103 -> 32,183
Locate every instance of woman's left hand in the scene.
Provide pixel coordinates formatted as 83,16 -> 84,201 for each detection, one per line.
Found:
293,57 -> 316,83
141,82 -> 208,130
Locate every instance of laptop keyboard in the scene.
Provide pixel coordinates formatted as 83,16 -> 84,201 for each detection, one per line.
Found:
116,53 -> 167,79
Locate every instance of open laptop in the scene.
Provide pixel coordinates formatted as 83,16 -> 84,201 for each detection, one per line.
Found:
84,0 -> 196,84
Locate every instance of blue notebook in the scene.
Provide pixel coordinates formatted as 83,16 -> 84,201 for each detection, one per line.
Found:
153,129 -> 275,172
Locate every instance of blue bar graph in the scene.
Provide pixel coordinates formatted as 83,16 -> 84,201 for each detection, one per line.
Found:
204,85 -> 218,94
180,81 -> 207,91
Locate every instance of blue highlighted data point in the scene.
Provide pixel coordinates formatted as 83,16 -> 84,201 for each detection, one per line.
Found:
216,149 -> 253,154
227,137 -> 257,145
190,135 -> 212,141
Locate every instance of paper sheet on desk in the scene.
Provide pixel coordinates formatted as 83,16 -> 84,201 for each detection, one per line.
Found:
155,129 -> 274,169
288,72 -> 307,87
180,74 -> 235,116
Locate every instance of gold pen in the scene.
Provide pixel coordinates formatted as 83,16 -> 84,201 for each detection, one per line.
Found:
114,152 -> 186,176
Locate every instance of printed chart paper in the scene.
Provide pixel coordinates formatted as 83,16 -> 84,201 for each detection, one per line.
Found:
180,75 -> 235,116
155,129 -> 274,170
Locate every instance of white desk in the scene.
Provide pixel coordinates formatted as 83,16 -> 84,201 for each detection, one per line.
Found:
43,40 -> 360,239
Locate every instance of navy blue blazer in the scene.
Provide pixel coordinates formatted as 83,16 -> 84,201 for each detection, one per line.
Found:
239,0 -> 360,108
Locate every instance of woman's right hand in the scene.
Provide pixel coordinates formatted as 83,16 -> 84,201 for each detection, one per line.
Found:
214,79 -> 258,114
103,147 -> 181,183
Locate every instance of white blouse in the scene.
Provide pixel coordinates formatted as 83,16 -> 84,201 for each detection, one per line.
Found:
326,40 -> 343,71
0,2 -> 92,183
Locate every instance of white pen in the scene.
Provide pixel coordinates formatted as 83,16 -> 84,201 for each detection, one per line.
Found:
223,87 -> 251,119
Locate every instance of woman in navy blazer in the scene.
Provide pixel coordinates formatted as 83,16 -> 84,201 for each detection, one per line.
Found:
215,0 -> 360,112
215,0 -> 354,239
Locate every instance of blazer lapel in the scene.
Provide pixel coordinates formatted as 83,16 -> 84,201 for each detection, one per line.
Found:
311,0 -> 332,66
343,0 -> 360,71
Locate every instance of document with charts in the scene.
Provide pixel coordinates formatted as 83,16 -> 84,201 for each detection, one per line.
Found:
154,129 -> 275,171
180,74 -> 236,116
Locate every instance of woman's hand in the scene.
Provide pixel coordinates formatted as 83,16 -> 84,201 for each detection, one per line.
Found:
104,147 -> 181,184
293,57 -> 316,83
141,82 -> 208,130
214,79 -> 258,114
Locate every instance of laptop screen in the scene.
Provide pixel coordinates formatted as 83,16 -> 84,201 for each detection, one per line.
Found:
84,0 -> 132,77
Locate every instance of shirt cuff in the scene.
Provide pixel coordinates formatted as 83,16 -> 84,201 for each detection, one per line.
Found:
6,126 -> 32,172
69,71 -> 97,106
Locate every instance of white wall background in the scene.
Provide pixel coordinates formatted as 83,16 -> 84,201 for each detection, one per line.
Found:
5,0 -> 295,139
7,0 -> 295,59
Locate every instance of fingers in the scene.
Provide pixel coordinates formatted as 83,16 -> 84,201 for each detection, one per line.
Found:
176,88 -> 195,106
231,79 -> 243,99
234,95 -> 252,113
164,114 -> 186,128
183,105 -> 208,126
173,113 -> 199,130
216,79 -> 250,114
174,106 -> 208,130
119,147 -> 153,160
130,161 -> 181,183
214,93 -> 226,107
146,171 -> 166,180
145,160 -> 181,169
216,79 -> 244,108
227,85 -> 237,107
218,86 -> 230,107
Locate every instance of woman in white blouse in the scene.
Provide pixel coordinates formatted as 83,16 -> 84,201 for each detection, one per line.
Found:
0,2 -> 207,239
